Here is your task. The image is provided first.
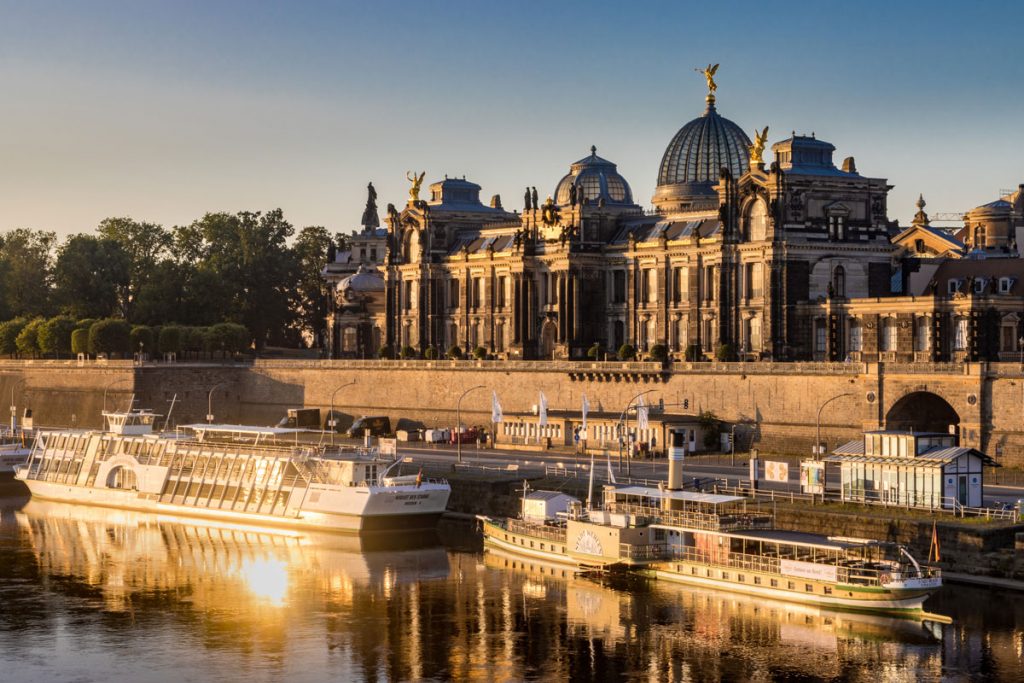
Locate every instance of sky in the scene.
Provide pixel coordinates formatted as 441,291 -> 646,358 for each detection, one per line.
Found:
1,0 -> 1022,238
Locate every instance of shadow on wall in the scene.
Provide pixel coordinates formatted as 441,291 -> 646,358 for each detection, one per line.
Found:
0,372 -> 128,430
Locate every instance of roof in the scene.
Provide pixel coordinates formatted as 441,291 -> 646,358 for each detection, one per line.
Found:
826,444 -> 997,467
525,490 -> 578,502
612,485 -> 745,506
716,528 -> 868,551
657,101 -> 750,190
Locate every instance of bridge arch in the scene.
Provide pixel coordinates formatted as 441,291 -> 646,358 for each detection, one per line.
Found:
885,391 -> 960,434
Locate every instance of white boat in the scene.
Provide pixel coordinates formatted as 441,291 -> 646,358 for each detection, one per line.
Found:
14,409 -> 451,533
0,429 -> 33,474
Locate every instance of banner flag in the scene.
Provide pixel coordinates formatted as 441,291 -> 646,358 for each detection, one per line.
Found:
491,391 -> 503,424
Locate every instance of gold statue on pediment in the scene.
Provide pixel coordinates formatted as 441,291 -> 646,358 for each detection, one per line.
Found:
406,171 -> 425,202
750,126 -> 769,165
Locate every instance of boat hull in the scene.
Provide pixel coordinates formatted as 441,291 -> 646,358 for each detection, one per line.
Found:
19,478 -> 448,534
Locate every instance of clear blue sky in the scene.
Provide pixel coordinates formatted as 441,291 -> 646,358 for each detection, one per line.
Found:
1,0 -> 1021,237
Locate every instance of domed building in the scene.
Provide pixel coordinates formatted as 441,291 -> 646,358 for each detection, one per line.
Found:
653,94 -> 751,216
554,146 -> 634,207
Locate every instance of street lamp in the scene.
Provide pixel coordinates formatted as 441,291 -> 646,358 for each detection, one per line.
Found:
815,392 -> 853,460
328,380 -> 357,446
102,378 -> 132,414
207,382 -> 226,424
8,378 -> 24,433
617,389 -> 657,474
456,385 -> 486,463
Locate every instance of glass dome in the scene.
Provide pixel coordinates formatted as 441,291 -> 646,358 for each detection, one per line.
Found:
657,101 -> 751,191
554,146 -> 634,206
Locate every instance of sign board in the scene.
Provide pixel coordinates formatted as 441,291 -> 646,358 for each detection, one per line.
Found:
764,461 -> 789,483
800,460 -> 825,494
378,438 -> 398,458
780,559 -> 838,583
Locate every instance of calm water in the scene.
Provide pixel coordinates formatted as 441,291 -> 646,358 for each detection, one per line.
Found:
0,485 -> 1021,683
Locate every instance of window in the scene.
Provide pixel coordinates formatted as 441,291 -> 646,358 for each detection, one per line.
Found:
805,583 -> 814,593
496,276 -> 507,308
824,586 -> 833,595
748,200 -> 768,241
403,280 -> 415,311
815,319 -> 827,352
612,271 -> 626,304
828,215 -> 846,241
915,317 -> 931,352
645,269 -> 657,303
754,576 -> 762,585
832,265 -> 846,297
999,277 -> 1014,294
787,581 -> 795,590
370,248 -> 378,262
954,317 -> 969,351
449,280 -> 460,307
770,579 -> 778,588
1001,321 -> 1019,352
914,238 -> 925,253
974,278 -> 987,295
473,277 -> 484,308
704,266 -> 716,301
947,279 -> 962,295
880,318 -> 896,352
848,320 -> 863,352
673,267 -> 687,303
749,316 -> 762,351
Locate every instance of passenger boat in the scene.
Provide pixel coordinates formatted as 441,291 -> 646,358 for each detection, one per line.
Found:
14,408 -> 450,532
0,428 -> 33,475
480,458 -> 941,615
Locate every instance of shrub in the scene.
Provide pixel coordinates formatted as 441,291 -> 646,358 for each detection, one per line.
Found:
88,318 -> 131,356
15,318 -> 45,358
129,325 -> 155,354
38,316 -> 77,356
71,328 -> 90,356
207,322 -> 249,356
715,343 -> 736,362
616,343 -> 636,361
473,345 -> 488,360
587,342 -> 602,360
684,343 -> 703,362
699,410 -> 721,450
400,345 -> 417,359
446,344 -> 464,360
423,346 -> 437,360
648,343 -> 668,362
377,344 -> 393,359
158,326 -> 182,355
183,327 -> 208,356
0,318 -> 28,357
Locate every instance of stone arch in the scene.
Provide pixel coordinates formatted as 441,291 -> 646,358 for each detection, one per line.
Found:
885,391 -> 959,434
106,465 -> 138,490
539,320 -> 557,359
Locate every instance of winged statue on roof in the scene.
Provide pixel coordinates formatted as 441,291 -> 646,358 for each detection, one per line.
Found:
696,63 -> 719,94
750,126 -> 769,165
406,171 -> 426,203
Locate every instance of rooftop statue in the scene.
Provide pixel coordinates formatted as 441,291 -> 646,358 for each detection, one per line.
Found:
361,181 -> 380,230
406,171 -> 426,203
696,63 -> 719,95
749,126 -> 769,165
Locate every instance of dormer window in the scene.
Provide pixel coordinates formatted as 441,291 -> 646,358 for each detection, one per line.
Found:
999,277 -> 1014,294
825,203 -> 850,241
947,279 -> 963,295
914,238 -> 925,253
974,278 -> 987,294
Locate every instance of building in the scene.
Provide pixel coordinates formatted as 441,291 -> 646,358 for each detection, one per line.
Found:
327,70 -> 1024,365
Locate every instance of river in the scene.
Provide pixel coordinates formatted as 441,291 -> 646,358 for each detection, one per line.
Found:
0,484 -> 1021,682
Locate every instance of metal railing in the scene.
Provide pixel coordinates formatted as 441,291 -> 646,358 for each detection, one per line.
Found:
506,518 -> 568,543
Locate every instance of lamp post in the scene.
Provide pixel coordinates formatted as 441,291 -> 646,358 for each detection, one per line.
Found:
456,385 -> 485,463
815,392 -> 853,460
102,378 -> 132,414
328,380 -> 356,446
9,378 -> 24,433
207,382 -> 226,424
617,389 -> 657,474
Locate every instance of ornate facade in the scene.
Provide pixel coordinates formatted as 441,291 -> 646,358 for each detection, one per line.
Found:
327,77 -> 1024,362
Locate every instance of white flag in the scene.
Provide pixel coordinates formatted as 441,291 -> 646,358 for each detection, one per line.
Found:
538,391 -> 548,427
580,393 -> 590,440
491,391 -> 503,424
637,395 -> 649,432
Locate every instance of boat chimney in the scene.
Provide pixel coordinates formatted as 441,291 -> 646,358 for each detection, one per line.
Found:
667,428 -> 686,491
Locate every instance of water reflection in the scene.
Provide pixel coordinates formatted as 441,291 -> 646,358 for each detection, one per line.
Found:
0,494 -> 1021,682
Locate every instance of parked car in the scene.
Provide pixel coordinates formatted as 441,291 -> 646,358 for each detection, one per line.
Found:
346,416 -> 391,438
450,427 -> 479,444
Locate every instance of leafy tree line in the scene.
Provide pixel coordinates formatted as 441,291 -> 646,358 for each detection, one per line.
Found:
0,211 -> 347,350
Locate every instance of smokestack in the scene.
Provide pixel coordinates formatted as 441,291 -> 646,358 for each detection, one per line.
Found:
667,429 -> 686,491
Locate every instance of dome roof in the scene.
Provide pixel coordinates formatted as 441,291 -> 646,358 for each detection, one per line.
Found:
554,146 -> 634,206
656,100 -> 751,195
337,264 -> 384,294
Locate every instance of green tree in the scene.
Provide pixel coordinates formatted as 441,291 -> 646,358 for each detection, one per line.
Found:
71,328 -> 89,356
0,229 -> 57,318
291,226 -> 334,348
88,319 -> 131,356
0,318 -> 29,357
207,322 -> 249,356
97,217 -> 171,320
53,235 -> 130,319
617,344 -> 636,361
447,345 -> 464,360
129,325 -> 155,354
157,325 -> 182,356
473,345 -> 488,360
648,343 -> 668,362
15,318 -> 44,357
38,316 -> 77,356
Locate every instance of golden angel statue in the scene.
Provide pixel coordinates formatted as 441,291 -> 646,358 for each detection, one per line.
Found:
749,126 -> 769,165
406,171 -> 426,202
695,63 -> 719,94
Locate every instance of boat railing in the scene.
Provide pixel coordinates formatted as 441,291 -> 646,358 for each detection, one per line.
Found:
607,502 -> 773,532
506,518 -> 568,543
619,542 -> 668,561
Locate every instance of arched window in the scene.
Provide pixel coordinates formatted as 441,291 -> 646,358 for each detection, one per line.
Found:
848,319 -> 863,351
832,265 -> 846,297
880,318 -> 897,352
915,317 -> 931,352
748,200 -> 768,242
612,320 -> 625,350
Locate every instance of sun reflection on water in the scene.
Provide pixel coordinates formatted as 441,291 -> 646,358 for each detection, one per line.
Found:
239,557 -> 290,606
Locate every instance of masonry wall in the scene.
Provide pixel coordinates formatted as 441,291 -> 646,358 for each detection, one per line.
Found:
3,358 -> 1023,467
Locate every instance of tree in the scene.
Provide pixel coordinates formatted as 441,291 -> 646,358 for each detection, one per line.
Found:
0,318 -> 28,357
38,316 -> 77,356
400,345 -> 417,359
15,318 -> 44,358
207,322 -> 249,356
685,343 -> 703,362
129,326 -> 154,354
52,235 -> 130,319
0,229 -> 56,319
88,319 -> 131,356
71,328 -> 89,356
473,345 -> 488,360
617,344 -> 636,361
291,226 -> 334,347
587,342 -> 602,360
447,345 -> 464,360
158,326 -> 182,356
648,343 -> 668,362
715,343 -> 736,362
97,217 -> 171,320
